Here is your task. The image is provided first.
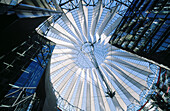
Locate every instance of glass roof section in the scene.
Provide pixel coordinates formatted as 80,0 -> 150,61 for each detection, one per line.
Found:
46,0 -> 154,110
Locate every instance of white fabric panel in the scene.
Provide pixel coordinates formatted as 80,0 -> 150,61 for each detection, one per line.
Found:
52,63 -> 76,84
105,43 -> 112,49
86,69 -> 91,111
84,1 -> 88,40
58,66 -> 78,93
62,12 -> 83,43
107,51 -> 142,61
104,17 -> 122,36
64,68 -> 82,103
47,37 -> 77,50
90,0 -> 103,43
78,0 -> 88,42
101,64 -> 140,102
99,67 -> 126,111
100,33 -> 107,44
78,72 -> 85,110
73,80 -> 83,107
104,60 -> 148,90
74,69 -> 85,108
106,56 -> 152,76
121,58 -> 151,73
66,12 -> 83,41
50,59 -> 75,74
89,70 -> 95,111
104,35 -> 111,45
85,69 -> 95,111
51,25 -> 80,45
96,7 -> 117,42
52,49 -> 76,54
92,69 -> 111,111
100,68 -> 127,111
111,97 -> 123,111
92,70 -> 105,111
100,17 -> 122,43
51,54 -> 75,63
107,46 -> 119,51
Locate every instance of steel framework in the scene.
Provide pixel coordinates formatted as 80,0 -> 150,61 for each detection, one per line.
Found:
54,0 -> 132,15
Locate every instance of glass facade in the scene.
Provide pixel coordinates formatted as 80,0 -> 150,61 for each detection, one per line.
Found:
109,0 -> 170,68
8,40 -> 55,96
0,34 -> 55,110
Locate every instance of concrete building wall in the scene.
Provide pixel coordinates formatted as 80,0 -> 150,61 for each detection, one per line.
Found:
43,60 -> 57,111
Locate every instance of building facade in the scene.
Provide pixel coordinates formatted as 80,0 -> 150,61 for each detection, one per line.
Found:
109,0 -> 170,69
0,0 -> 59,110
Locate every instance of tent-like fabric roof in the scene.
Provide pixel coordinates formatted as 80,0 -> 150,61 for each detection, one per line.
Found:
47,0 -> 153,110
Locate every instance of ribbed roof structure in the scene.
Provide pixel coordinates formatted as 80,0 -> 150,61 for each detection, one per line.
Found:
47,0 -> 154,110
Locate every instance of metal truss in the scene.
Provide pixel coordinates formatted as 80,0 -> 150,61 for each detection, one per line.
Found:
55,0 -> 132,15
36,14 -> 62,36
54,88 -> 84,111
0,84 -> 36,109
138,66 -> 170,110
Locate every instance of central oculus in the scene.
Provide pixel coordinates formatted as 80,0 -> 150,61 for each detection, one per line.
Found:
81,42 -> 94,54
